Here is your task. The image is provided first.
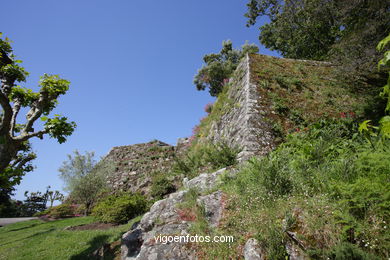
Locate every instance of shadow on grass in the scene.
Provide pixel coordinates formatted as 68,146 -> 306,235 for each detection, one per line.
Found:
70,235 -> 118,260
0,227 -> 56,246
2,222 -> 39,233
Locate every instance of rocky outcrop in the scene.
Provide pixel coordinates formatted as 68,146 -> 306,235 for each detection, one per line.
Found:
102,140 -> 176,197
121,168 -> 228,260
197,191 -> 223,228
183,167 -> 228,192
244,238 -> 265,260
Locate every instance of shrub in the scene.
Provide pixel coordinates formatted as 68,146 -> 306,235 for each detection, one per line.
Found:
150,174 -> 176,199
48,204 -> 74,218
92,193 -> 148,224
328,243 -> 380,260
204,103 -> 213,114
33,209 -> 50,217
73,204 -> 86,216
173,142 -> 240,178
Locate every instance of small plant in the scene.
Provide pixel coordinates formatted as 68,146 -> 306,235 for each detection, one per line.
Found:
92,192 -> 148,224
150,174 -> 176,199
204,103 -> 213,114
328,242 -> 380,260
173,142 -> 240,178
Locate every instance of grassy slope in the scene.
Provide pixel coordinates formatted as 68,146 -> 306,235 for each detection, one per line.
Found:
178,55 -> 388,259
0,216 -> 140,260
184,123 -> 389,259
250,54 -> 381,141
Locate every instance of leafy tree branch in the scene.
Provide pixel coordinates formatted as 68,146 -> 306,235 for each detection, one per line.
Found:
0,33 -> 76,189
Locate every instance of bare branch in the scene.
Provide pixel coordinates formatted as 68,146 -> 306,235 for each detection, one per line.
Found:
14,129 -> 48,142
0,82 -> 13,134
9,99 -> 21,137
23,91 -> 48,134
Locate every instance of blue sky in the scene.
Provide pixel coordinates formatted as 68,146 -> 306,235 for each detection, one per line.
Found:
3,0 -> 278,200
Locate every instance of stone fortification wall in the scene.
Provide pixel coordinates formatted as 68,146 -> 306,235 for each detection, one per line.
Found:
206,54 -> 275,160
103,140 -> 176,196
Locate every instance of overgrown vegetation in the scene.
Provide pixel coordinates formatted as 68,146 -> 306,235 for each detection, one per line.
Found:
250,54 -> 380,139
189,121 -> 389,259
173,141 -> 240,179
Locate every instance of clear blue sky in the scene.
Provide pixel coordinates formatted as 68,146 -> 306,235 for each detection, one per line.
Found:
3,0 -> 278,201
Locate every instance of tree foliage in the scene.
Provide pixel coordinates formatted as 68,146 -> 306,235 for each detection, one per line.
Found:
46,188 -> 64,208
359,33 -> 390,146
0,33 -> 76,190
59,150 -> 97,193
245,0 -> 390,74
59,151 -> 109,214
22,189 -> 49,216
194,40 -> 259,96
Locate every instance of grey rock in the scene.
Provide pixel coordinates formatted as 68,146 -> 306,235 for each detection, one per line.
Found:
122,190 -> 191,260
197,191 -> 223,227
244,238 -> 264,260
184,168 -> 227,192
285,240 -> 309,260
140,190 -> 188,231
122,229 -> 143,259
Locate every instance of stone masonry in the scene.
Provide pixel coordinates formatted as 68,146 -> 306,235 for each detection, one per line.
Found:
206,54 -> 275,160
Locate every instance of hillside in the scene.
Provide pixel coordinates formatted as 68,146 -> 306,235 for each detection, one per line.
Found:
118,55 -> 388,259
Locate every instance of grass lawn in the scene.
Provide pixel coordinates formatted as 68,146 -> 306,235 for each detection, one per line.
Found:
0,216 -> 140,260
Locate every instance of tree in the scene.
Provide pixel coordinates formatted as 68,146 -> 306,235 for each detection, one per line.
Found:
245,0 -> 390,75
194,40 -> 259,96
59,150 -> 97,193
0,186 -> 18,217
59,151 -> 109,215
22,188 -> 49,216
0,33 -> 76,190
46,186 -> 64,208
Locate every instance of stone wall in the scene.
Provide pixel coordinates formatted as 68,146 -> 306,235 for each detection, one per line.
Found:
103,140 -> 176,197
206,54 -> 275,160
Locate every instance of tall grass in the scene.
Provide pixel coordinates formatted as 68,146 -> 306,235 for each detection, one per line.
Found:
193,120 -> 389,259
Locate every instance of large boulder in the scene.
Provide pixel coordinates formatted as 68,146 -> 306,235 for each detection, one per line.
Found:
121,168 -> 230,260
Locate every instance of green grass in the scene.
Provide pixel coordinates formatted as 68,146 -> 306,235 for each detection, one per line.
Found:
186,121 -> 390,259
250,54 -> 381,136
0,216 -> 140,260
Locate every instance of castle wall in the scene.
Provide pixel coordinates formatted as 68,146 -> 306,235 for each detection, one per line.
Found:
206,54 -> 275,160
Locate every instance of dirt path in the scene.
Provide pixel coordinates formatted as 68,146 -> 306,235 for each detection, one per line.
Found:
0,217 -> 38,227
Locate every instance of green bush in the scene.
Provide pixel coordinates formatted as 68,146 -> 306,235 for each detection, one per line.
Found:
150,174 -> 176,199
48,204 -> 74,218
73,204 -> 87,216
92,193 -> 148,224
33,209 -> 50,217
